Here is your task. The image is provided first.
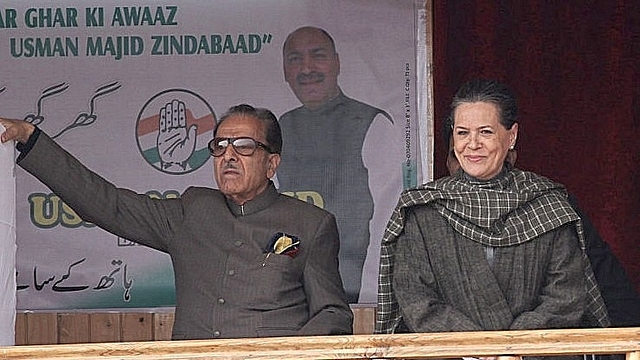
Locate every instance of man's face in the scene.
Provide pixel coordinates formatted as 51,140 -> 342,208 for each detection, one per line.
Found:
213,115 -> 280,205
283,28 -> 340,110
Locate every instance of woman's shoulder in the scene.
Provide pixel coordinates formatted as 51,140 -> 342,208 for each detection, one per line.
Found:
509,168 -> 568,192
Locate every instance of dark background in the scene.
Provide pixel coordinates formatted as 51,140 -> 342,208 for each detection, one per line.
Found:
431,1 -> 639,291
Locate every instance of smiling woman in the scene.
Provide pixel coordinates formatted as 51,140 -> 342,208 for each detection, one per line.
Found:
377,79 -> 609,335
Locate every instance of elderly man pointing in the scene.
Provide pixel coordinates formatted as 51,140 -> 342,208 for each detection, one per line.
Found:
0,104 -> 352,340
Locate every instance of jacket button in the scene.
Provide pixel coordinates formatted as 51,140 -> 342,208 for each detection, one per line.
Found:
213,330 -> 221,338
218,298 -> 225,304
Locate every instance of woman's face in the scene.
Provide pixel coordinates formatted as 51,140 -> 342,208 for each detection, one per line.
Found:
452,101 -> 518,180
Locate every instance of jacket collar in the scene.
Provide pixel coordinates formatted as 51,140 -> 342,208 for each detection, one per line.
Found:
225,181 -> 279,216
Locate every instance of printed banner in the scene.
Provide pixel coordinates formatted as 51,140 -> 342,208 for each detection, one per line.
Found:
0,0 -> 431,309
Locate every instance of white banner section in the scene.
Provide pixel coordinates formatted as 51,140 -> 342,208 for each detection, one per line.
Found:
0,124 -> 16,345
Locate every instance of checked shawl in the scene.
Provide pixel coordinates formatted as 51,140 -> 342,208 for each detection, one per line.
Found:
375,168 -> 610,333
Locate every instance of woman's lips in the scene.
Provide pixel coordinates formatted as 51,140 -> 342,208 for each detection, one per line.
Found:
464,155 -> 485,162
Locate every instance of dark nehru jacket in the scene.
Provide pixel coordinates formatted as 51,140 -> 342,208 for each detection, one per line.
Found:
278,91 -> 391,303
17,129 -> 353,340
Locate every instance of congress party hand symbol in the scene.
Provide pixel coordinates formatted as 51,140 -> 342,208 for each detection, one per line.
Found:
157,99 -> 198,171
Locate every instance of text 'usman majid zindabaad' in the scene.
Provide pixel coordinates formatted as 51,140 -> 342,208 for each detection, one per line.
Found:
2,6 -> 274,59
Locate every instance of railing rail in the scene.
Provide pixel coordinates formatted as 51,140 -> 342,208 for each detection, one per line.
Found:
1,327 -> 638,359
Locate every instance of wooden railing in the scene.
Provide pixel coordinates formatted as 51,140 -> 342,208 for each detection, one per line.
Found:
13,306 -> 376,345
1,327 -> 638,359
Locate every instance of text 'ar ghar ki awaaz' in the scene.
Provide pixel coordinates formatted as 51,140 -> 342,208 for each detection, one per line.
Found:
0,6 -> 178,29
3,6 -> 274,59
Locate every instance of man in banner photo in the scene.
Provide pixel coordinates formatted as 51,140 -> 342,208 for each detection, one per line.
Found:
0,105 -> 353,340
277,26 -> 405,303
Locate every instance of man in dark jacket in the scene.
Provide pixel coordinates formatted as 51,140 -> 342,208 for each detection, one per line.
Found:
0,104 -> 353,340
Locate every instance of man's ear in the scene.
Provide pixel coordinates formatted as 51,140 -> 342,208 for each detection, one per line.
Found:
267,154 -> 281,179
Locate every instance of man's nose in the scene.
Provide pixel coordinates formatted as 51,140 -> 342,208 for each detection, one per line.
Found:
221,144 -> 238,160
300,55 -> 314,72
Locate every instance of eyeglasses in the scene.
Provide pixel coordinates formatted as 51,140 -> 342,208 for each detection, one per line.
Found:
208,137 -> 274,157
